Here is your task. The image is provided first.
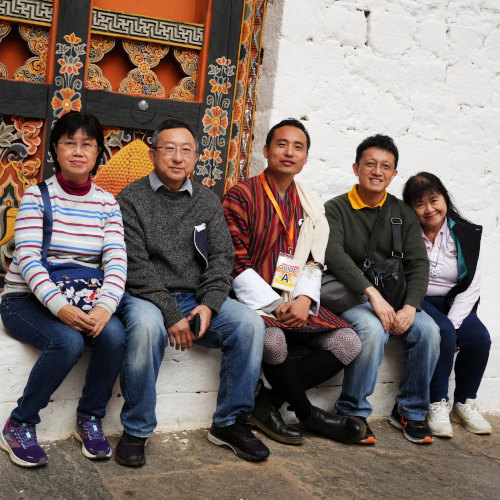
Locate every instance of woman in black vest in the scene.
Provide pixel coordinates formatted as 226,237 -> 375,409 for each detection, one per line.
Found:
403,172 -> 491,438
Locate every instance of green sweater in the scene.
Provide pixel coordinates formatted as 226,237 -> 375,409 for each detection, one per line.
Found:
324,193 -> 429,309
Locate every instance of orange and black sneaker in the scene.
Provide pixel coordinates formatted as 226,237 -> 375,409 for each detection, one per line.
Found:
357,417 -> 376,445
337,414 -> 376,445
389,404 -> 434,444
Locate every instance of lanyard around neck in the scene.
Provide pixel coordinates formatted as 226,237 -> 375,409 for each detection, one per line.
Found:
260,172 -> 294,255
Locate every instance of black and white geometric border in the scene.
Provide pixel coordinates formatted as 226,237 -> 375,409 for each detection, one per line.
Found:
92,9 -> 204,50
0,0 -> 53,27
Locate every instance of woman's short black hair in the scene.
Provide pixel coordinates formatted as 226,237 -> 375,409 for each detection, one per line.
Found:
49,111 -> 105,176
402,171 -> 460,217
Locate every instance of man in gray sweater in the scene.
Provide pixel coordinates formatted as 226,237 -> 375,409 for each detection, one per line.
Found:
114,118 -> 268,467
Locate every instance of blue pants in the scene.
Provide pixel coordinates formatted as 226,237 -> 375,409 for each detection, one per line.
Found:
0,292 -> 126,424
119,292 -> 265,437
336,302 -> 440,420
421,296 -> 490,403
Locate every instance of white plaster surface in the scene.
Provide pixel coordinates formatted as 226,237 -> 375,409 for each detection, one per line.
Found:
253,0 -> 500,411
1,0 -> 499,441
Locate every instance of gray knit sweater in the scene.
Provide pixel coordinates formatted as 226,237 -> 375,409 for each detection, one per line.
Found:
117,176 -> 234,328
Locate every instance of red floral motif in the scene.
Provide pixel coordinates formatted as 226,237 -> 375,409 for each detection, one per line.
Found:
202,177 -> 216,187
138,62 -> 150,75
12,117 -> 43,155
202,107 -> 229,138
216,56 -> 231,66
19,159 -> 41,182
64,33 -> 82,44
103,127 -> 121,139
200,148 -> 222,164
58,56 -> 83,75
51,87 -> 82,116
209,78 -> 231,95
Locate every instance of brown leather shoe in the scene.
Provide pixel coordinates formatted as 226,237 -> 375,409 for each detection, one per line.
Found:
115,432 -> 147,467
250,386 -> 303,445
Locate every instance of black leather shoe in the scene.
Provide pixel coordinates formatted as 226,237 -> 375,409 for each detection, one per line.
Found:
115,432 -> 147,467
250,386 -> 304,445
302,406 -> 366,444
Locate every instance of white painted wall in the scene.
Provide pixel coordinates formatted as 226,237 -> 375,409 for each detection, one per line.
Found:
253,0 -> 500,409
1,0 -> 499,442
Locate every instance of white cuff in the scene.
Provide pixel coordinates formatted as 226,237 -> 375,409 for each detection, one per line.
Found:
232,268 -> 281,310
292,265 -> 322,315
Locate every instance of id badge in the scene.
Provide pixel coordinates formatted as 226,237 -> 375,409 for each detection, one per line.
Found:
272,253 -> 300,292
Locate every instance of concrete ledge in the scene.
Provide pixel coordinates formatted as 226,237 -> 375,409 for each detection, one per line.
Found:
1,306 -> 498,442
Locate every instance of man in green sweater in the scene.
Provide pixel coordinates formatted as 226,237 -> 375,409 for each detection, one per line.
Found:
324,134 -> 440,445
114,118 -> 269,467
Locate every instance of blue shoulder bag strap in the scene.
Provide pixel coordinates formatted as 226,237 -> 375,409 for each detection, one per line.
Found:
37,181 -> 53,270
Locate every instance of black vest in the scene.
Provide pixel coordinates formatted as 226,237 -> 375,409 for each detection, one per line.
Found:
446,213 -> 482,308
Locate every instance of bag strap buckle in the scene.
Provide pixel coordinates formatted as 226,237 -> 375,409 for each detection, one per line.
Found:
392,250 -> 404,259
390,217 -> 402,225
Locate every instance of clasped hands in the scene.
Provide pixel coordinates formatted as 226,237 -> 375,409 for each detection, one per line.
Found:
365,286 -> 416,335
273,295 -> 312,328
57,304 -> 111,338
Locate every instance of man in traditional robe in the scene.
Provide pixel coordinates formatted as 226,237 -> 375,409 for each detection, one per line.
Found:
223,118 -> 365,445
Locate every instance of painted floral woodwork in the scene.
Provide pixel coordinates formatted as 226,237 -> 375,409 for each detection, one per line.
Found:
119,41 -> 169,96
52,33 -> 85,118
0,0 -> 269,207
86,35 -> 115,91
225,0 -> 267,192
0,20 -> 49,82
197,57 -> 234,188
170,48 -> 198,102
0,116 -> 43,207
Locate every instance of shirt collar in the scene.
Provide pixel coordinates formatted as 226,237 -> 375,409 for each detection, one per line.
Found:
422,219 -> 448,243
149,171 -> 193,195
348,184 -> 387,209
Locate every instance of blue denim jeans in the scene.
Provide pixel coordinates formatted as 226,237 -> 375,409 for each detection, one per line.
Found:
421,296 -> 491,404
336,302 -> 440,420
119,292 -> 265,437
0,292 -> 126,424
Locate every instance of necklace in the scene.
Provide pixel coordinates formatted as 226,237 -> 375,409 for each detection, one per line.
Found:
429,230 -> 444,278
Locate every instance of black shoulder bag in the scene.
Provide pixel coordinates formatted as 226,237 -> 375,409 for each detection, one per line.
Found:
360,195 -> 406,311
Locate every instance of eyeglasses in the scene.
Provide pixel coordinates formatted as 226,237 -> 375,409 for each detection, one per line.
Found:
360,161 -> 394,173
58,141 -> 98,152
154,145 -> 196,157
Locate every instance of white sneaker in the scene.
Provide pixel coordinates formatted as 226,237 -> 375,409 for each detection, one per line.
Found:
450,399 -> 492,434
426,399 -> 453,437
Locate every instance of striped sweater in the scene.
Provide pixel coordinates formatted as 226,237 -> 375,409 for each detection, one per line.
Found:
3,175 -> 127,316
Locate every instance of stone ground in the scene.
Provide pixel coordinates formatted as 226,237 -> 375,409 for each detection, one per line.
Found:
1,415 -> 499,500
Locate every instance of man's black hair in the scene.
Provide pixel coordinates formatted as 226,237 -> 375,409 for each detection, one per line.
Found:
265,118 -> 311,152
151,118 -> 198,152
355,134 -> 399,168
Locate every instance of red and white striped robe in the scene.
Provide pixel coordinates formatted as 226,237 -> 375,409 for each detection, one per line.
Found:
223,172 -> 350,332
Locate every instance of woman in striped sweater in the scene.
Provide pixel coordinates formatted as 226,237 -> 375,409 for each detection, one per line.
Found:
0,112 -> 127,468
